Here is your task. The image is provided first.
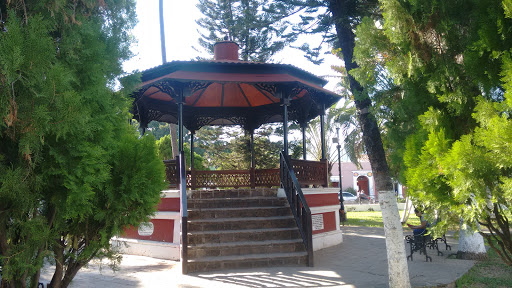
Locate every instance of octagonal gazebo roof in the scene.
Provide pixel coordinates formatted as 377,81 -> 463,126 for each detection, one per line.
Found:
132,41 -> 341,131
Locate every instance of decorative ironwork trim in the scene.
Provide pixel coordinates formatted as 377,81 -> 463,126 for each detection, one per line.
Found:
254,83 -> 278,103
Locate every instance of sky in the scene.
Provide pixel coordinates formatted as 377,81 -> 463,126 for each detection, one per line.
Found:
123,0 -> 342,92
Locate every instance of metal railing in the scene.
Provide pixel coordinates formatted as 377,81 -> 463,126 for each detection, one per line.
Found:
279,152 -> 313,266
163,160 -> 327,190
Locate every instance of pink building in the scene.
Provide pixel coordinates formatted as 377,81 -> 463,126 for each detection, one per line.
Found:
330,161 -> 406,200
330,161 -> 375,198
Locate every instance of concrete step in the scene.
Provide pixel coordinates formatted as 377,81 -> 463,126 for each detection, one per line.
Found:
187,197 -> 287,209
187,252 -> 308,273
188,206 -> 291,220
187,216 -> 296,231
188,239 -> 304,258
187,227 -> 301,245
188,188 -> 278,200
183,188 -> 307,273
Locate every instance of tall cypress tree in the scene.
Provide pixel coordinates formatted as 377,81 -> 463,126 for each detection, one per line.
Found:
196,0 -> 289,62
0,2 -> 165,287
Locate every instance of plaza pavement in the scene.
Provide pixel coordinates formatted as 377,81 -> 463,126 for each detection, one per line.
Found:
37,226 -> 476,288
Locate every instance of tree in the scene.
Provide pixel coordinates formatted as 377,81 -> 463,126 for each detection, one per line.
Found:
196,0 -> 289,62
306,104 -> 358,173
156,134 -> 206,170
193,125 -> 284,170
351,0 -> 512,264
0,1 -> 165,287
265,0 -> 410,286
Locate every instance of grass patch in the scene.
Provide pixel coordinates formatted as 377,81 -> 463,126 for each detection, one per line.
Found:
343,211 -> 420,228
455,242 -> 512,288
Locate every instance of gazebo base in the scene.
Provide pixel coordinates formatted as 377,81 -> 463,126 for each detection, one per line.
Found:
117,187 -> 343,271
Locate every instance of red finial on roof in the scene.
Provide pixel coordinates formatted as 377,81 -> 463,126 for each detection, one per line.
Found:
214,41 -> 239,61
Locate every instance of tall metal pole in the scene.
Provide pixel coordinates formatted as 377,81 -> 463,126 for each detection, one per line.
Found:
250,130 -> 255,169
282,97 -> 290,156
320,104 -> 326,160
337,127 -> 345,223
337,127 -> 343,190
302,122 -> 307,160
190,131 -> 195,169
250,129 -> 256,189
178,91 -> 184,153
159,0 -> 167,63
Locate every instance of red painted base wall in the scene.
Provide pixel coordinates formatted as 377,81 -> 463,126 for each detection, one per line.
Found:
312,211 -> 337,235
122,219 -> 174,242
157,198 -> 180,211
305,193 -> 339,207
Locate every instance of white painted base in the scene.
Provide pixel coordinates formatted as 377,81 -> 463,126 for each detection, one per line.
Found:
277,188 -> 340,197
345,203 -> 405,212
313,230 -> 343,251
112,238 -> 179,260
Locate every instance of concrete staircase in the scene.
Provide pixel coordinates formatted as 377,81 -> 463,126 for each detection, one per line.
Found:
186,188 -> 308,272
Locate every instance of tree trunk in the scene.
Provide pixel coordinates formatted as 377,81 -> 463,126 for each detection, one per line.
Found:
328,1 -> 411,287
50,242 -> 65,288
458,220 -> 487,260
0,223 -> 13,288
379,191 -> 410,287
61,262 -> 83,288
0,279 -> 14,288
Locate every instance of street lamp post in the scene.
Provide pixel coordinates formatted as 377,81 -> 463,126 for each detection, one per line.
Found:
333,127 -> 346,223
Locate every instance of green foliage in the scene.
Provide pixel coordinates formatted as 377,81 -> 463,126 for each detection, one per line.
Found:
156,135 -> 174,160
148,121 -> 173,140
0,1 -> 166,287
307,103 -> 359,170
196,0 -> 289,62
352,0 -> 512,265
199,126 -> 282,170
155,134 -> 207,170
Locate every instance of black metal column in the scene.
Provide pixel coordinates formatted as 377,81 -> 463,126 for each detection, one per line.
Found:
178,91 -> 184,153
177,86 -> 188,274
250,130 -> 255,169
282,97 -> 290,156
320,104 -> 326,160
301,122 -> 307,160
250,129 -> 256,189
190,131 -> 195,169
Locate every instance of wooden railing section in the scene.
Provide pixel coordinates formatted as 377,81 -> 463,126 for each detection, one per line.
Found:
163,159 -> 327,190
280,152 -> 314,266
163,158 -> 179,188
290,158 -> 328,187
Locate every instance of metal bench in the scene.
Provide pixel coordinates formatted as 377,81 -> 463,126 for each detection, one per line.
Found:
405,232 -> 452,262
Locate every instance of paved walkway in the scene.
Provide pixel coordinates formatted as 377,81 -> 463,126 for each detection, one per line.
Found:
38,227 -> 475,288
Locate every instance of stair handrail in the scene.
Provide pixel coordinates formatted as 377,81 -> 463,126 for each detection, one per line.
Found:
279,152 -> 314,266
179,151 -> 188,274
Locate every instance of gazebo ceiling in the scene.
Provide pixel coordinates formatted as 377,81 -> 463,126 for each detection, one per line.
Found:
131,41 -> 341,131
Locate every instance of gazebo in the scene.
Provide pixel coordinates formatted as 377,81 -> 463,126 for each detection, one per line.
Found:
128,41 -> 343,273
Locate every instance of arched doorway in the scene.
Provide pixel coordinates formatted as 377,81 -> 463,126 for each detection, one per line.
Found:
357,176 -> 369,198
